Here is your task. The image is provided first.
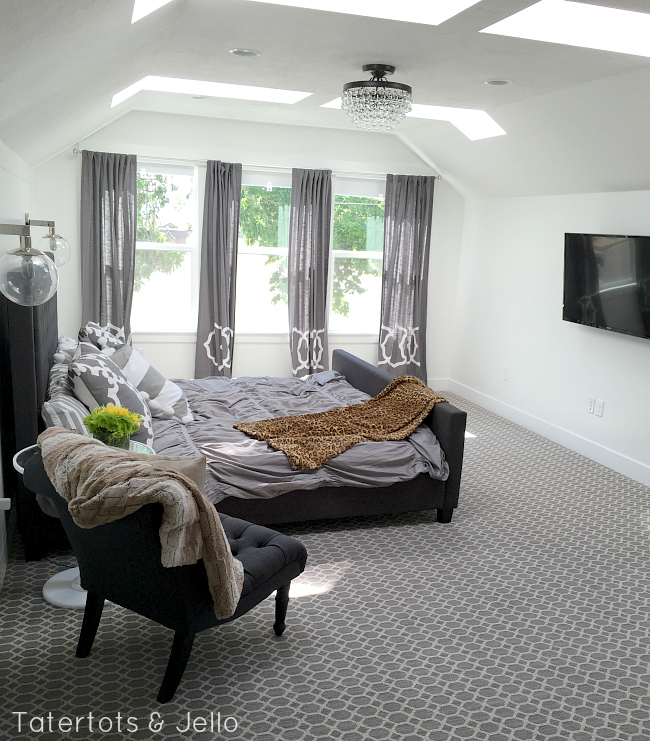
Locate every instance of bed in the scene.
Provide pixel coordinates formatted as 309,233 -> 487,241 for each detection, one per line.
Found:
28,307 -> 467,538
153,350 -> 467,525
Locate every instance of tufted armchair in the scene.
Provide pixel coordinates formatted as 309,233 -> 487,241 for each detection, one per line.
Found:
22,449 -> 308,703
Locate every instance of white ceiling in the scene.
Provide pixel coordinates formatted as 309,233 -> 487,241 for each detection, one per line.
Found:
1,0 -> 649,196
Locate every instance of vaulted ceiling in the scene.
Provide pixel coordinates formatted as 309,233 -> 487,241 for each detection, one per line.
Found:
1,0 -> 649,196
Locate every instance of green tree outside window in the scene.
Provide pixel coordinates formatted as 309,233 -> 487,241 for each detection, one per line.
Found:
239,186 -> 384,317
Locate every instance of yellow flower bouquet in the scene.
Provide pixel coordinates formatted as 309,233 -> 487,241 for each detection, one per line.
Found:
83,404 -> 142,449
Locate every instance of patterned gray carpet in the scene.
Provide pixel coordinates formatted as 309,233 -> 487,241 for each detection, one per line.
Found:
2,394 -> 650,741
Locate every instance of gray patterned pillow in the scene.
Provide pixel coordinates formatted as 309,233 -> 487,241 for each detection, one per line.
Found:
110,345 -> 193,424
78,322 -> 127,355
42,394 -> 92,436
68,354 -> 154,445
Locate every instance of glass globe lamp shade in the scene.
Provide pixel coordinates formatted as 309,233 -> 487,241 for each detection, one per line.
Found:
0,249 -> 59,306
39,233 -> 71,266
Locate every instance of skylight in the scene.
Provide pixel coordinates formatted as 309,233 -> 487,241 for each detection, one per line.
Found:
131,0 -> 174,23
111,76 -> 313,107
409,104 -> 506,140
481,0 -> 650,58
321,99 -> 506,140
242,0 -> 484,26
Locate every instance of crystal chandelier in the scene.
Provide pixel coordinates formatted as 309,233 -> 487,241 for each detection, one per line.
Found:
341,64 -> 412,132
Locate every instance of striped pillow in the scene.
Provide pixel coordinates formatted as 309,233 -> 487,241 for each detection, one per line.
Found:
42,395 -> 92,436
110,345 -> 193,424
47,362 -> 73,399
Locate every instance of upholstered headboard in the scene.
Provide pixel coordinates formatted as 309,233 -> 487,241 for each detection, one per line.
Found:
0,292 -> 61,558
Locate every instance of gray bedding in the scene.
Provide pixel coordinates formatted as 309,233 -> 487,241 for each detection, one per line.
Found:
152,371 -> 449,504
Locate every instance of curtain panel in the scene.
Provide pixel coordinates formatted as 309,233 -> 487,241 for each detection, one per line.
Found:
194,160 -> 242,379
288,168 -> 332,377
80,150 -> 137,342
378,174 -> 435,382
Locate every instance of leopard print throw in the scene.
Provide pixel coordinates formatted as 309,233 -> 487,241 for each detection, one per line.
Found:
234,376 -> 446,471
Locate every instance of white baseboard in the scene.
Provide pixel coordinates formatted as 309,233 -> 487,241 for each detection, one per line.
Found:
427,378 -> 451,392
445,380 -> 650,489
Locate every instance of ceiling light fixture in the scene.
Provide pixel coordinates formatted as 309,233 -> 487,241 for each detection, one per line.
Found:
229,48 -> 262,57
484,79 -> 513,86
131,0 -> 174,23
481,0 -> 650,58
322,98 -> 506,140
340,64 -> 412,131
111,76 -> 312,107
243,0 -> 483,26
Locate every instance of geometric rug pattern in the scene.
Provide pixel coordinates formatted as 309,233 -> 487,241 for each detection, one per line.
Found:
1,393 -> 649,740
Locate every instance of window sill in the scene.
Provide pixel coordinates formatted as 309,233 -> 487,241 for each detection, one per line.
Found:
131,331 -> 379,344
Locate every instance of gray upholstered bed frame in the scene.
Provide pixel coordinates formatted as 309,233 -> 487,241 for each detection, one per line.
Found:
16,301 -> 467,548
217,350 -> 467,525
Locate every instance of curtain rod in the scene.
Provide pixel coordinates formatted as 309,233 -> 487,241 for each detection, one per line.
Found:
71,149 -> 440,181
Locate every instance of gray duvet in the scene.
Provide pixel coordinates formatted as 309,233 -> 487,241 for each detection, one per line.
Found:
152,371 -> 449,504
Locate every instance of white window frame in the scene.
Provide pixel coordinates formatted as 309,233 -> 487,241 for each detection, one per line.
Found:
328,175 -> 386,338
132,159 -> 202,333
236,168 -> 293,335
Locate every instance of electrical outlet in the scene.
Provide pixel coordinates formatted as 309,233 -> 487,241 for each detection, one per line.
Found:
588,398 -> 595,414
594,399 -> 604,417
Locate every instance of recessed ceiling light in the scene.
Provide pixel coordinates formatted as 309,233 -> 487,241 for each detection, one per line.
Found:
230,48 -> 262,57
112,76 -> 312,107
481,0 -> 650,58
131,0 -> 174,23
242,0 -> 484,26
484,79 -> 513,86
321,98 -> 506,140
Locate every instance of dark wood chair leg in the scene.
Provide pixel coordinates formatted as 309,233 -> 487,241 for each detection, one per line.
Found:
437,508 -> 454,524
76,591 -> 105,658
157,631 -> 195,704
273,583 -> 291,636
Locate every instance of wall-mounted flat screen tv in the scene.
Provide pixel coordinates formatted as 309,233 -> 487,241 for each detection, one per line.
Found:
563,233 -> 650,340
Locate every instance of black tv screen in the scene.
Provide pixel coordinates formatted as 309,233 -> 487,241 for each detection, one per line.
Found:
563,233 -> 650,340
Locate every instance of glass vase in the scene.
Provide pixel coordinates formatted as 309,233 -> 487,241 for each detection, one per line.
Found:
92,430 -> 130,449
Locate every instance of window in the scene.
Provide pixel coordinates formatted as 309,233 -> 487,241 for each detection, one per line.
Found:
234,170 -> 292,334
329,177 -> 384,335
130,162 -> 199,332
132,165 -> 384,337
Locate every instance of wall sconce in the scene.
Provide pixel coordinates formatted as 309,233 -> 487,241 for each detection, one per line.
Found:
0,214 -> 69,306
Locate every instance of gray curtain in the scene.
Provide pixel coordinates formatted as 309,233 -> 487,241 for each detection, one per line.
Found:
80,150 -> 137,342
288,168 -> 332,377
378,174 -> 435,382
194,161 -> 242,379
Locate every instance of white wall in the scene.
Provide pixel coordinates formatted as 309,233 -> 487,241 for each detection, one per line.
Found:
33,150 -> 81,338
451,190 -> 650,486
0,137 -> 33,590
34,111 -> 462,379
427,179 -> 465,390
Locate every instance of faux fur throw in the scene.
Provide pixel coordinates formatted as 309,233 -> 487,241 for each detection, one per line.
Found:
38,427 -> 244,620
235,375 -> 446,471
